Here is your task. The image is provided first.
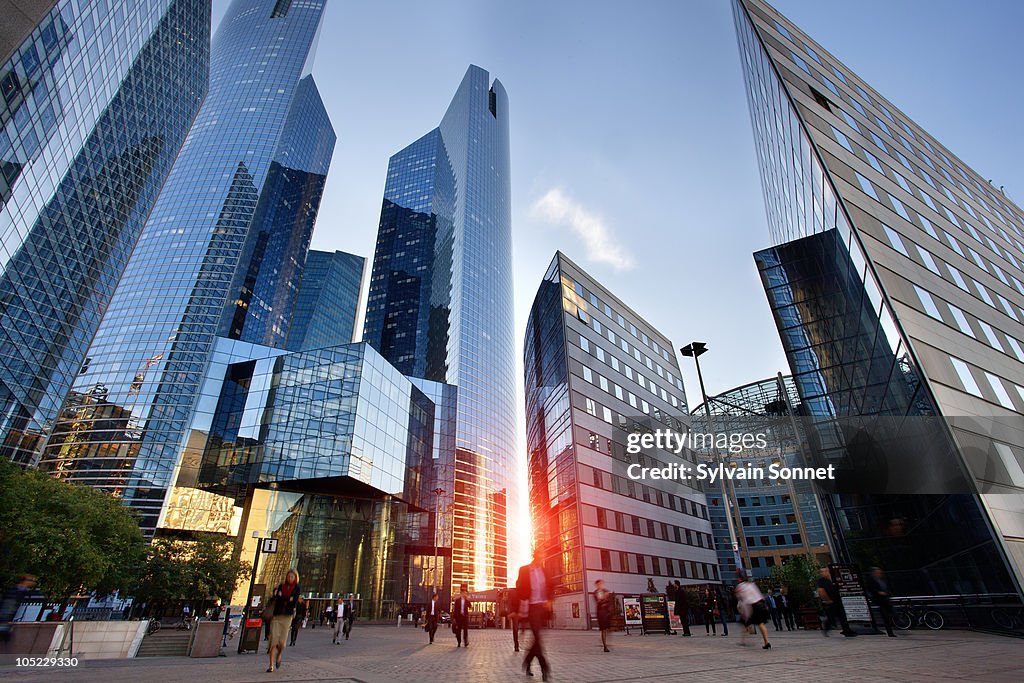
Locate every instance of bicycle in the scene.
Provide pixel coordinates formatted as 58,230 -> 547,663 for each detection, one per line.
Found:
146,618 -> 161,635
990,606 -> 1024,631
892,605 -> 944,630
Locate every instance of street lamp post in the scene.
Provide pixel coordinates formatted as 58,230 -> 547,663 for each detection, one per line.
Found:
680,342 -> 745,579
432,487 -> 445,596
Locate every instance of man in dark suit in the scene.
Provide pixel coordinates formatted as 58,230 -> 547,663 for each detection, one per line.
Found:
452,583 -> 472,647
425,592 -> 441,644
340,595 -> 355,640
673,580 -> 691,636
516,549 -> 554,682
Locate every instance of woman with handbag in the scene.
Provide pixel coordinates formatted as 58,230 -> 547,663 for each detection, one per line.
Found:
735,573 -> 771,650
267,568 -> 302,672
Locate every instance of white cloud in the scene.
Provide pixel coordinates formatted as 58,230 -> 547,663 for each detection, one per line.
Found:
529,188 -> 634,271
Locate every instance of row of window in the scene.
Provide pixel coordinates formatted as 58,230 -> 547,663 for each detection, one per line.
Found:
775,17 -> 1024,242
583,545 -> 719,582
580,503 -> 713,549
845,133 -> 1024,290
578,342 -> 681,413
948,355 -> 1024,417
560,274 -> 679,371
740,513 -> 798,527
578,462 -> 709,521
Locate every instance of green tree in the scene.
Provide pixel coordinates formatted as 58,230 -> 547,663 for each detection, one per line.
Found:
0,459 -> 145,602
769,554 -> 820,608
135,533 -> 249,612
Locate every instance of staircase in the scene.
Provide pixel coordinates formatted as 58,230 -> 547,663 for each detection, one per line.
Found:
135,629 -> 193,657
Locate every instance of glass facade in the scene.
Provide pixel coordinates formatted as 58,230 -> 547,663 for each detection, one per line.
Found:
693,375 -> 831,584
525,252 -> 716,628
285,249 -> 365,351
364,66 -> 516,592
175,337 -> 456,618
40,0 -> 329,533
0,0 -> 210,464
221,75 -> 336,348
736,0 -> 1023,595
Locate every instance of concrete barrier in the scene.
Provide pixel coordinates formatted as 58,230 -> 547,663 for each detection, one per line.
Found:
65,621 -> 149,659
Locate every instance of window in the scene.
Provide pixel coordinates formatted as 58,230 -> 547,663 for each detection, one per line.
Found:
948,305 -> 974,338
775,535 -> 787,545
585,398 -> 597,416
948,265 -> 969,291
1006,336 -> 1024,362
580,337 -> 590,353
968,248 -> 989,273
994,443 -> 1024,487
889,194 -> 911,221
831,127 -> 853,152
916,246 -> 941,275
856,172 -> 878,200
583,367 -> 593,383
979,321 -> 1004,352
864,150 -> 884,174
985,372 -> 1015,409
918,213 -> 938,239
951,357 -> 982,397
791,534 -> 803,545
791,52 -> 811,75
602,406 -> 613,423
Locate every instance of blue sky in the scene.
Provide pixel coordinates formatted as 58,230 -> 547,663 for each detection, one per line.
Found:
213,0 -> 1023,401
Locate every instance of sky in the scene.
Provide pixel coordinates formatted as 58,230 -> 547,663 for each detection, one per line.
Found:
211,0 -> 1024,571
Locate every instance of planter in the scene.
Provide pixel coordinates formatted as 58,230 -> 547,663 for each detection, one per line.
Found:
799,607 -> 821,630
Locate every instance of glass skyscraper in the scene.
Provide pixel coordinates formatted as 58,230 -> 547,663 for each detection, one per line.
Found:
736,0 -> 1023,596
41,0 -> 331,533
525,252 -> 716,628
364,65 -> 516,592
285,249 -> 365,351
0,0 -> 210,465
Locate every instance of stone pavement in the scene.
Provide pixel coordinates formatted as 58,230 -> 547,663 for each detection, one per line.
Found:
1,623 -> 1020,682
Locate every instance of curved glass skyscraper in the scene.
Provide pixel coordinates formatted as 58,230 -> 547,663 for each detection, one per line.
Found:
41,0 -> 333,533
364,65 -> 516,592
0,0 -> 210,465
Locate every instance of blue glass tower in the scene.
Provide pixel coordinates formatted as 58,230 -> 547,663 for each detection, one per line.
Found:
364,65 -> 516,591
221,75 -> 336,348
0,0 -> 210,465
41,0 -> 331,533
285,249 -> 365,351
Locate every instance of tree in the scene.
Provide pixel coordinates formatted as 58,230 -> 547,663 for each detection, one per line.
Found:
0,459 -> 145,601
770,554 -> 820,608
135,533 -> 249,613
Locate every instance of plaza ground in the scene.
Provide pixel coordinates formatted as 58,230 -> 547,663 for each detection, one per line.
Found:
1,623 -> 1020,682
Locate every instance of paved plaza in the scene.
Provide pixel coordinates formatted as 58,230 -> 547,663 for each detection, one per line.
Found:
1,623 -> 1021,683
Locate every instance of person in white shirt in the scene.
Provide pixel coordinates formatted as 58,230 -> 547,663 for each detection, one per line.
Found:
425,592 -> 441,644
735,574 -> 772,649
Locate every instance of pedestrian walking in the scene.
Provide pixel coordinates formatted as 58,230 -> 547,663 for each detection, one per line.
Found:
767,591 -> 783,631
267,568 -> 301,673
864,567 -> 897,637
517,549 -> 554,681
817,567 -> 856,637
673,580 -> 691,636
735,574 -> 771,649
452,583 -> 472,647
289,596 -> 306,646
0,575 -> 36,642
703,588 -> 719,635
341,595 -> 355,640
594,579 -> 614,652
507,587 -> 522,652
331,597 -> 345,644
425,592 -> 441,644
776,589 -> 794,631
